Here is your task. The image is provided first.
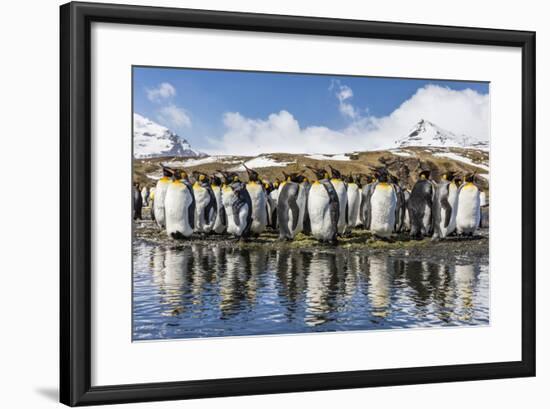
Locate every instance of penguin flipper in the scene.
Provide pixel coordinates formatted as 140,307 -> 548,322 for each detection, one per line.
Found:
322,181 -> 340,239
288,195 -> 300,232
205,187 -> 217,225
232,201 -> 243,227
219,205 -> 227,226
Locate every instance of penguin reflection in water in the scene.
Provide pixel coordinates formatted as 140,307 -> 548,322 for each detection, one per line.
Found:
408,169 -> 435,239
432,171 -> 460,240
277,171 -> 307,241
456,173 -> 481,236
306,166 -> 339,244
192,172 -> 217,234
219,171 -> 253,240
164,168 -> 195,239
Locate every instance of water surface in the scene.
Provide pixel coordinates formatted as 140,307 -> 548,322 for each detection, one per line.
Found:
133,240 -> 489,340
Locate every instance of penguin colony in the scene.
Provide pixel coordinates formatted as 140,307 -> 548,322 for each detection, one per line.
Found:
135,162 -> 486,243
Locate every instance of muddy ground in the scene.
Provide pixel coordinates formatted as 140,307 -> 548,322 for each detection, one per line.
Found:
134,207 -> 489,264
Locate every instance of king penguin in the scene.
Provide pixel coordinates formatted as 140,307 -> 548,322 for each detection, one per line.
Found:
243,164 -> 268,235
345,173 -> 361,232
432,171 -> 460,240
140,185 -> 149,207
268,179 -> 280,228
149,186 -> 156,221
369,168 -> 397,238
328,165 -> 348,236
408,169 -> 435,239
210,174 -> 227,234
192,172 -> 217,234
164,169 -> 195,239
133,182 -> 143,220
306,166 -> 339,244
153,165 -> 173,228
220,172 -> 253,239
360,175 -> 375,230
277,171 -> 307,240
456,173 -> 481,236
389,174 -> 406,233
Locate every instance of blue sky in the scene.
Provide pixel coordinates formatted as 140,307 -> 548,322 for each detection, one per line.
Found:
133,66 -> 489,155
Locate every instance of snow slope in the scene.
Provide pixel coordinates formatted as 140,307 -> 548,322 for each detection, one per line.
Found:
133,113 -> 204,159
394,119 -> 489,150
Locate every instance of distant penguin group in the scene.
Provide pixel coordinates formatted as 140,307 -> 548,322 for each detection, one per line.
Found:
136,161 -> 486,243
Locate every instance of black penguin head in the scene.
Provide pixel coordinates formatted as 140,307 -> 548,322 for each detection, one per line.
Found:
441,171 -> 456,181
161,164 -> 174,178
464,173 -> 476,183
306,165 -> 328,181
377,169 -> 390,183
329,165 -> 342,180
419,170 -> 431,180
193,171 -> 209,184
210,175 -> 222,186
365,175 -> 374,184
171,168 -> 182,180
243,163 -> 260,182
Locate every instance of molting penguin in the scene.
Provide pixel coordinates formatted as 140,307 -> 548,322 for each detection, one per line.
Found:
210,174 -> 227,234
408,169 -> 435,239
153,165 -> 173,228
345,174 -> 361,231
220,172 -> 253,239
369,169 -> 397,238
192,172 -> 217,234
277,171 -> 307,240
360,175 -> 375,230
432,171 -> 460,240
164,169 -> 195,239
456,173 -> 481,236
306,166 -> 339,244
243,164 -> 268,235
133,182 -> 143,220
328,165 -> 348,236
141,186 -> 149,207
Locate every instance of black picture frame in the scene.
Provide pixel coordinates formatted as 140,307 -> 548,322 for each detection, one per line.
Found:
60,1 -> 536,406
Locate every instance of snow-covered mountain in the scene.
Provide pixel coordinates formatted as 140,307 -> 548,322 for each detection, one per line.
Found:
133,113 -> 204,159
394,119 -> 488,150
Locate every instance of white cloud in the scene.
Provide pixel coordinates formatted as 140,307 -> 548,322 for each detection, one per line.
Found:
330,80 -> 361,120
146,82 -> 176,102
205,85 -> 489,155
156,104 -> 192,128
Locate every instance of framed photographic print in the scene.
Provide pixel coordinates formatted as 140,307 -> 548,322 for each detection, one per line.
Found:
60,1 -> 536,406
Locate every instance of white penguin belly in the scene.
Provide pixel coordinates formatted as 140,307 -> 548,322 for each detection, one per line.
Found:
153,178 -> 170,228
164,181 -> 194,238
370,184 -> 396,238
346,183 -> 361,228
246,183 -> 268,234
331,179 -> 348,234
456,184 -> 480,234
222,187 -> 249,236
193,184 -> 214,233
308,183 -> 333,240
